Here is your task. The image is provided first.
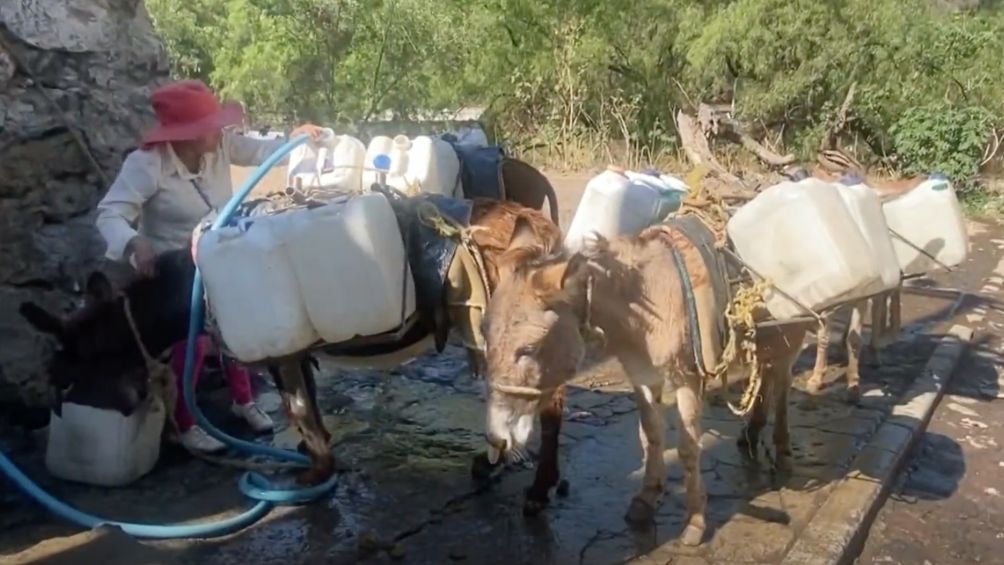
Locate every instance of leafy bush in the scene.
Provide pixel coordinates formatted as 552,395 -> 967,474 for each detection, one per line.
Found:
890,103 -> 993,186
145,0 -> 1004,180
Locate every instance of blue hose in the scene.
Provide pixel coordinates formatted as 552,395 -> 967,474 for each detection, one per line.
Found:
0,133 -> 336,539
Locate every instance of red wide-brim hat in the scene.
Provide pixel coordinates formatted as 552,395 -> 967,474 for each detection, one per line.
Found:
141,80 -> 245,146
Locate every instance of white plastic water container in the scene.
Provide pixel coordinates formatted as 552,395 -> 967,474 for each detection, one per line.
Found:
405,135 -> 462,196
659,173 -> 690,194
287,132 -> 366,191
197,215 -> 321,362
726,178 -> 885,320
362,135 -> 396,190
385,135 -> 414,193
626,170 -> 690,207
563,167 -> 685,253
452,126 -> 489,147
835,177 -> 902,290
45,397 -> 165,487
881,174 -> 968,276
282,193 -> 417,344
321,134 -> 366,191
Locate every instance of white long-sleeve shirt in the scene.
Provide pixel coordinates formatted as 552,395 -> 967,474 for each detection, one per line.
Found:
96,130 -> 286,261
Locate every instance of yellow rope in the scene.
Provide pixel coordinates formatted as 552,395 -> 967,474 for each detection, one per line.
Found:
710,278 -> 772,417
676,165 -> 733,249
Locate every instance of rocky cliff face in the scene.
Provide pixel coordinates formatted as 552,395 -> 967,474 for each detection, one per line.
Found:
0,0 -> 169,409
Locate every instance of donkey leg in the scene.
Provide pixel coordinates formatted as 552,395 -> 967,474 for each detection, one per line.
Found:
524,386 -> 565,516
890,287 -> 902,337
625,381 -> 667,526
770,362 -> 794,472
675,372 -> 706,546
867,295 -> 888,366
807,318 -> 830,394
301,356 -> 332,446
275,359 -> 334,485
844,302 -> 864,403
467,347 -> 487,381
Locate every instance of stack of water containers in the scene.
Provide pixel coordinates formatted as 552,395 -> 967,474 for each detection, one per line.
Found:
563,166 -> 690,253
286,132 -> 367,192
726,173 -> 968,320
284,130 -> 462,197
197,191 -> 418,363
361,134 -> 461,196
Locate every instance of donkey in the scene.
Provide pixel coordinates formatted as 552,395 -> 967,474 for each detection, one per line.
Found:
500,157 -> 560,224
20,199 -> 562,488
480,219 -> 810,545
783,148 -> 913,401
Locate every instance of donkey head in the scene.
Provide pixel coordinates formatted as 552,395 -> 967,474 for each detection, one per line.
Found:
480,220 -> 603,464
20,271 -> 149,415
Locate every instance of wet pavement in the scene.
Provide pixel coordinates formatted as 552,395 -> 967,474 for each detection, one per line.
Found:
3,206 -> 1003,563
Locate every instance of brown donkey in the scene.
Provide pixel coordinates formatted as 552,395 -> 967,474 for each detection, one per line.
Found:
784,149 -> 911,401
481,220 -> 809,546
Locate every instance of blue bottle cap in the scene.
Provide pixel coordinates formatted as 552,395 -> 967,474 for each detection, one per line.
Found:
787,168 -> 810,181
839,172 -> 863,185
373,154 -> 391,171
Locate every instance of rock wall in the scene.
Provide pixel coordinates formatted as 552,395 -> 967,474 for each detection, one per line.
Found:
0,0 -> 169,408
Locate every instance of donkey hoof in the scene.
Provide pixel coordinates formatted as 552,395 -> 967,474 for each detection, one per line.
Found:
845,385 -> 862,405
523,489 -> 550,517
296,456 -> 336,486
624,497 -> 656,525
296,468 -> 331,486
774,452 -> 794,474
806,377 -> 824,394
470,453 -> 498,482
680,523 -> 705,546
556,479 -> 570,498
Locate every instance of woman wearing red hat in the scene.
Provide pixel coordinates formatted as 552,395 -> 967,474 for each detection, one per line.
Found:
96,80 -> 323,453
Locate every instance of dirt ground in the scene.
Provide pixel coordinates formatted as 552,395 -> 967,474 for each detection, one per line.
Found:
856,240 -> 1004,565
2,172 -> 1002,564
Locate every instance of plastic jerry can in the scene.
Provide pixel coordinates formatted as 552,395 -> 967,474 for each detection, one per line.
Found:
726,178 -> 886,320
363,135 -> 396,190
564,167 -> 681,253
835,176 -> 902,290
196,214 -> 320,362
405,135 -> 462,197
45,396 -> 165,487
881,174 -> 968,276
281,192 -> 417,344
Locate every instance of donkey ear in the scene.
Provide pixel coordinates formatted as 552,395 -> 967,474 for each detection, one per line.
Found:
19,302 -> 65,337
530,260 -> 571,293
507,215 -> 538,250
85,271 -> 116,304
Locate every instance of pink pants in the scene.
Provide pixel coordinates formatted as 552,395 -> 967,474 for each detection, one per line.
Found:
169,334 -> 253,432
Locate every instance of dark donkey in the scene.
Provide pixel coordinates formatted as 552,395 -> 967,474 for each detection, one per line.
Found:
20,199 -> 568,500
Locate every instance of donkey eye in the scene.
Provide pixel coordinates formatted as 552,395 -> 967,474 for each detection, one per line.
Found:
515,345 -> 537,359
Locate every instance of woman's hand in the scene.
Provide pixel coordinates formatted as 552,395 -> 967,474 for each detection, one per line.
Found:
127,236 -> 158,278
289,123 -> 325,141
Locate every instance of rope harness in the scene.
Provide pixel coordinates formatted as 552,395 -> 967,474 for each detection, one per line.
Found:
670,169 -> 784,417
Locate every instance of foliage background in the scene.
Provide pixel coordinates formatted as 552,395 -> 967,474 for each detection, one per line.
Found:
147,0 -> 1004,198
